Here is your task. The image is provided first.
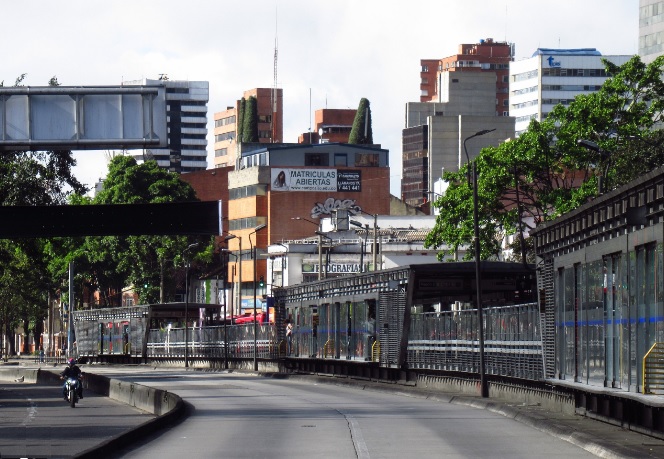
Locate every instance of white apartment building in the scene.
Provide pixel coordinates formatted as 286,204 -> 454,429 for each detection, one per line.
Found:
124,78 -> 209,172
509,49 -> 631,136
640,0 -> 664,64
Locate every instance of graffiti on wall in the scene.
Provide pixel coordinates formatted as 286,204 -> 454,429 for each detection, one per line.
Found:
311,197 -> 362,218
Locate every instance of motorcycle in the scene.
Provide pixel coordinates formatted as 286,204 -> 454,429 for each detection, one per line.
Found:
64,377 -> 81,408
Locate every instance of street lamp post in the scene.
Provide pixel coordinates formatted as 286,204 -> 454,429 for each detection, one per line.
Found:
315,231 -> 333,279
220,235 -> 237,370
463,128 -> 495,398
371,213 -> 378,271
349,220 -> 368,272
291,217 -> 321,279
352,211 -> 379,271
221,249 -> 239,317
577,139 -> 611,194
272,242 -> 288,288
221,234 -> 237,318
249,223 -> 267,372
183,242 -> 199,369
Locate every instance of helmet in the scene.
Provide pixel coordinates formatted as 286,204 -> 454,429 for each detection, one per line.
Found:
67,358 -> 76,366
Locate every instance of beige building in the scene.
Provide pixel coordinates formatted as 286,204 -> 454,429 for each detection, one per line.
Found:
213,88 -> 283,169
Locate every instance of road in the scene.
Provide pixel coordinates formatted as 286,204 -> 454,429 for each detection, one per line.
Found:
0,379 -> 154,458
86,368 -> 600,459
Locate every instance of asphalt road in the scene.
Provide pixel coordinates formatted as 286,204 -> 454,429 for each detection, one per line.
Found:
86,368 -> 601,459
0,379 -> 154,458
6,365 -> 664,458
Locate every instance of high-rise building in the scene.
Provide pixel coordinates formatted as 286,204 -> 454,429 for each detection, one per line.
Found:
420,38 -> 514,116
123,78 -> 209,173
509,49 -> 631,136
213,88 -> 283,169
403,72 -> 515,210
639,0 -> 664,63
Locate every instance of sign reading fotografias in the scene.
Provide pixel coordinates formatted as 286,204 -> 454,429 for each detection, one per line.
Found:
271,168 -> 361,192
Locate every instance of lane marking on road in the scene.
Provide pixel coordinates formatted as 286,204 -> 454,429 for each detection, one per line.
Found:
337,409 -> 370,459
22,397 -> 38,426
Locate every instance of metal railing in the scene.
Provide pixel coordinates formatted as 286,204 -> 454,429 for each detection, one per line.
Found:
146,323 -> 278,359
643,342 -> 664,394
407,303 -> 543,380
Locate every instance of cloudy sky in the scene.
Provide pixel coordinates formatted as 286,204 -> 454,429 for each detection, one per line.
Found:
3,1 -> 638,196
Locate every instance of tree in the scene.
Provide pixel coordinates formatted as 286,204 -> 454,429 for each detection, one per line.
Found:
0,74 -> 87,355
425,55 -> 664,262
237,97 -> 246,143
86,155 -> 210,305
348,98 -> 373,144
241,96 -> 258,143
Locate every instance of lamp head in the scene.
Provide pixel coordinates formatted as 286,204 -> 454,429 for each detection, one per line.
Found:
577,139 -> 601,152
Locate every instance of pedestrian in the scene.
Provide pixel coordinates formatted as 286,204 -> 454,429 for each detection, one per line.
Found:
39,345 -> 45,364
286,320 -> 293,355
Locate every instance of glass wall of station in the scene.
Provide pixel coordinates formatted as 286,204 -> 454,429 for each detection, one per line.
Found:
284,297 -> 376,360
555,242 -> 664,392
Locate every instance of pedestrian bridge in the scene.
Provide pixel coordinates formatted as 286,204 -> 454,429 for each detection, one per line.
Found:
0,85 -> 167,151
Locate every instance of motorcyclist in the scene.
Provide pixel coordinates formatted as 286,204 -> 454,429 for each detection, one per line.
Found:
60,358 -> 83,400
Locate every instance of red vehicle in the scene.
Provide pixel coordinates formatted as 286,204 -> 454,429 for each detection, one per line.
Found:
233,312 -> 267,324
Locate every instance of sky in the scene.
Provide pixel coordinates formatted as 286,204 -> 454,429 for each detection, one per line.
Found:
3,1 -> 639,196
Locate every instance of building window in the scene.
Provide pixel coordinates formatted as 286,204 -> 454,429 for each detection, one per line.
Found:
421,65 -> 429,72
215,148 -> 228,157
229,184 -> 267,200
215,115 -> 236,127
305,153 -> 329,166
228,216 -> 267,231
258,114 -> 272,123
355,153 -> 379,167
215,132 -> 235,142
334,153 -> 347,166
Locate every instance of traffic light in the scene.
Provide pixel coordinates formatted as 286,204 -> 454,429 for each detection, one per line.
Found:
259,275 -> 265,288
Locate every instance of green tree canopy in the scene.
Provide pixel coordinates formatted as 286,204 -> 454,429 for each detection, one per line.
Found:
84,155 -> 210,305
425,55 -> 664,262
348,98 -> 373,144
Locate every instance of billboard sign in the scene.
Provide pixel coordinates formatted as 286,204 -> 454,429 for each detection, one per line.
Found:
271,168 -> 361,192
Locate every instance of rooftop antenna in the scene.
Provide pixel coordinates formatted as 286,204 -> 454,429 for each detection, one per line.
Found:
271,7 -> 279,143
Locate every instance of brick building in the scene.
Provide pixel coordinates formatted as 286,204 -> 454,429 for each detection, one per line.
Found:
298,108 -> 357,144
226,143 -> 390,312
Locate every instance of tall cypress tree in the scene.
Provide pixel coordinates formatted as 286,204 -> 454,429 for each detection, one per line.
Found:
348,98 -> 373,144
236,98 -> 246,143
241,96 -> 258,143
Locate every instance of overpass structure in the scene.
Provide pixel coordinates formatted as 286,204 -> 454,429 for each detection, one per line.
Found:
0,85 -> 167,151
0,201 -> 222,238
0,85 -> 220,238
